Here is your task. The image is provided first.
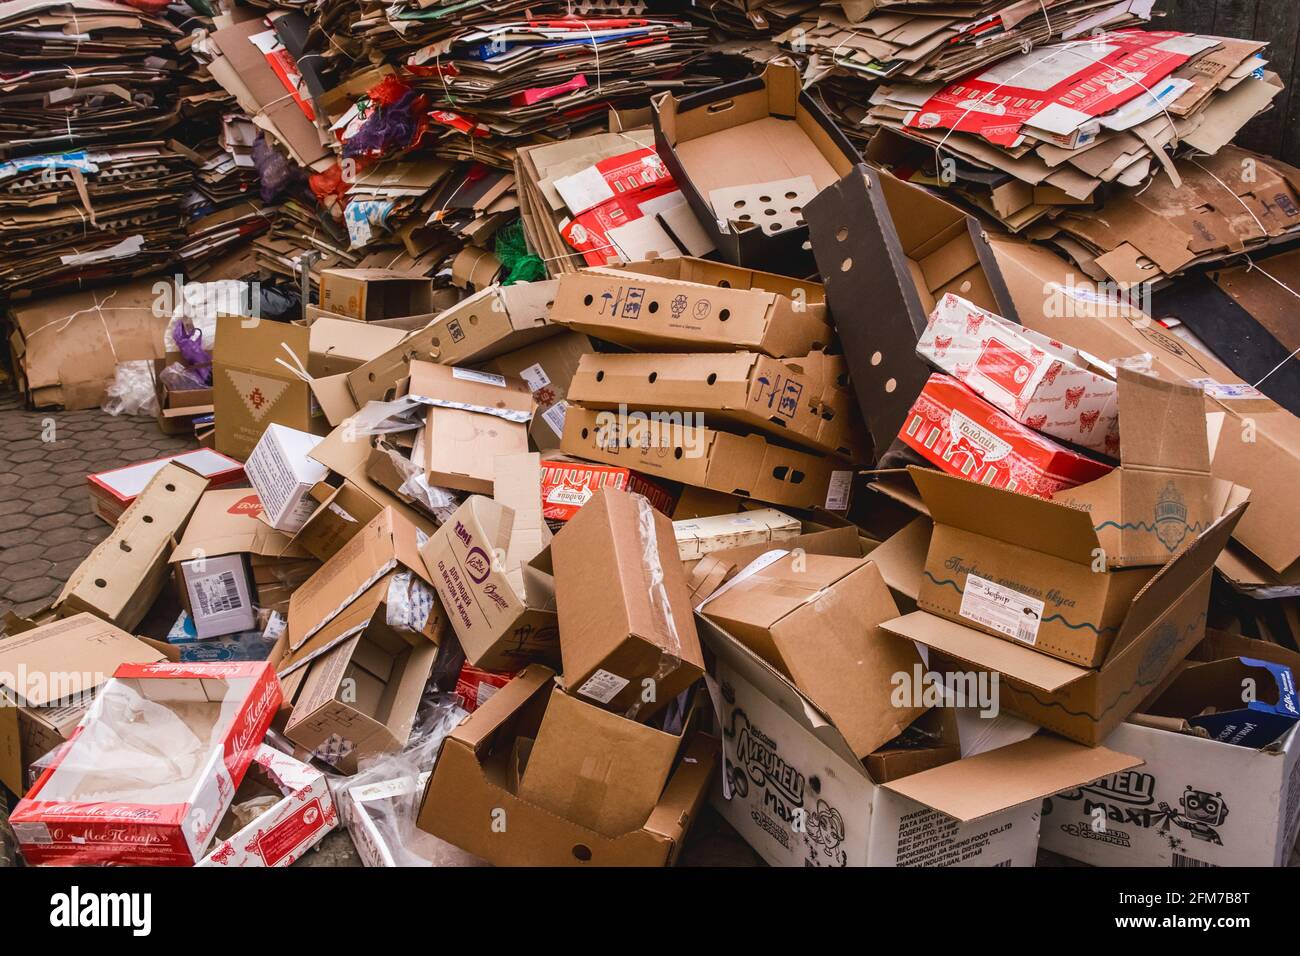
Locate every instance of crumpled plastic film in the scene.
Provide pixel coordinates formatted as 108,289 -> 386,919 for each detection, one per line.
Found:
333,692 -> 484,867
625,494 -> 682,721
1110,352 -> 1154,374
102,360 -> 160,417
386,570 -> 436,634
347,397 -> 426,436
396,471 -> 461,524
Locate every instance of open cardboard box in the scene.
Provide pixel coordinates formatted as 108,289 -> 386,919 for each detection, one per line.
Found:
698,609 -> 1140,866
422,280 -> 560,365
883,498 -> 1247,745
0,614 -> 166,795
1041,631 -> 1300,867
308,318 -> 407,378
806,164 -> 1019,460
416,664 -> 718,866
989,235 -> 1300,585
652,60 -> 857,272
11,661 -> 281,866
319,269 -> 435,322
549,257 -> 833,358
198,743 -> 336,867
480,330 -> 595,452
87,448 -> 242,526
562,405 -> 853,512
569,349 -> 870,461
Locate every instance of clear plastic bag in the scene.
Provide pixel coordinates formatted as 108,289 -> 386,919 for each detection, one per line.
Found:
159,360 -> 209,393
102,360 -> 160,417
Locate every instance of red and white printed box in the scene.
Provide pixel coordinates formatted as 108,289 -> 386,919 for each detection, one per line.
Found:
539,458 -> 676,525
917,294 -> 1120,455
87,448 -> 245,525
454,663 -> 514,714
11,661 -> 281,866
899,374 -> 1112,500
198,744 -> 336,867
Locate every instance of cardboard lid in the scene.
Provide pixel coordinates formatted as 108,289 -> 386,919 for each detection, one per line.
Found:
882,734 -> 1143,822
909,466 -> 1100,564
213,314 -> 309,374
451,663 -> 555,751
0,613 -> 164,707
170,488 -> 310,561
1115,368 -> 1211,473
881,611 -> 1090,693
407,361 -> 535,418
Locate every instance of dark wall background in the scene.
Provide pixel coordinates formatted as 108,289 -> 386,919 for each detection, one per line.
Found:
1159,0 -> 1300,164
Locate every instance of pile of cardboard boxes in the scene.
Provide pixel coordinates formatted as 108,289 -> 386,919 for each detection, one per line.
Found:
5,12 -> 1300,871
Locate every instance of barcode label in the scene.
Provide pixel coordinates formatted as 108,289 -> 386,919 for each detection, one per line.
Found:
195,571 -> 243,617
959,574 -> 1044,646
576,668 -> 629,704
1172,853 -> 1215,868
542,400 -> 568,438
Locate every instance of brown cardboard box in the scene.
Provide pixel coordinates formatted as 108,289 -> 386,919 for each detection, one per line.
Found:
54,463 -> 208,629
0,614 -> 165,794
480,330 -> 594,451
673,507 -> 801,561
552,489 -> 703,718
884,502 -> 1247,745
308,318 -> 407,378
417,664 -> 717,866
989,235 -> 1300,581
1051,369 -> 1217,567
700,552 -> 926,758
7,278 -> 168,410
154,357 -> 214,436
418,494 -> 556,671
282,508 -> 439,673
213,316 -> 325,461
281,593 -> 446,774
569,349 -> 870,460
319,269 -> 435,322
805,164 -> 1019,460
652,60 -> 858,271
517,687 -> 682,837
408,362 -> 535,494
169,488 -> 318,626
549,257 -> 833,358
562,405 -> 852,511
423,280 -> 560,365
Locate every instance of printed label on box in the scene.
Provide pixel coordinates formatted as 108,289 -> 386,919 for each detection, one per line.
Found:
824,470 -> 852,511
451,368 -> 506,387
576,668 -> 630,704
194,571 -> 245,618
519,363 -> 551,394
542,400 -> 568,438
959,574 -> 1044,645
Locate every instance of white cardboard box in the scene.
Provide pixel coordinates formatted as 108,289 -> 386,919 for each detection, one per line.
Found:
698,611 -> 1140,866
245,423 -> 328,532
198,744 -> 336,867
180,553 -> 256,639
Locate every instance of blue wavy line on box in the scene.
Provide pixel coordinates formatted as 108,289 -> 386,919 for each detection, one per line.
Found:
920,571 -> 1116,635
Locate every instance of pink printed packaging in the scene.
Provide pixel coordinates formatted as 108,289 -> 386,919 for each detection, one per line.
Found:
917,293 -> 1120,456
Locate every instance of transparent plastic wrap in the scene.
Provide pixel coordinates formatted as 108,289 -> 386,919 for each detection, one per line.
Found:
333,691 -> 485,867
347,399 -> 463,522
158,360 -> 209,393
101,360 -> 160,417
628,493 -> 681,720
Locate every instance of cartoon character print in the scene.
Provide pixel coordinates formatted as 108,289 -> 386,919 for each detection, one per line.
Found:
1064,386 -> 1085,409
1079,409 -> 1100,433
964,311 -> 984,337
933,335 -> 953,358
1041,364 -> 1063,387
1161,787 -> 1229,846
208,841 -> 236,865
1024,413 -> 1048,430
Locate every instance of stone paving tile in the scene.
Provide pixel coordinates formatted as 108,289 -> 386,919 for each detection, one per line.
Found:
0,392 -> 195,632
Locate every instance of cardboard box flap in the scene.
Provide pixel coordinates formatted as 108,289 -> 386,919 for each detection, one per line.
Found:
1104,503 -> 1248,664
909,466 -> 1100,563
170,488 -> 309,562
1115,369 -> 1211,474
213,313 -> 310,375
881,735 -> 1142,822
881,611 -> 1089,693
641,732 -> 719,842
451,664 -> 554,752
278,577 -> 388,677
408,362 -> 535,419
0,614 -> 164,708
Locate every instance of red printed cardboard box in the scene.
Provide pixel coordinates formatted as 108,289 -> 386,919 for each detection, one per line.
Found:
198,744 -> 336,867
917,293 -> 1119,454
899,373 -> 1111,499
11,661 -> 281,866
540,456 -> 676,525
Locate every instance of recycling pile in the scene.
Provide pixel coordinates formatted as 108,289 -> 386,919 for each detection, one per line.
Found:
2,0 -> 1300,871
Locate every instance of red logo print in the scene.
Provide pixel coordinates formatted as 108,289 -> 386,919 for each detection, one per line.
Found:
1064,386 -> 1085,409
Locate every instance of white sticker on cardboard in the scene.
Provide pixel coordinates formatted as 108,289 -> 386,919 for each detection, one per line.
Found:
193,570 -> 245,619
824,470 -> 852,511
959,574 -> 1044,645
1186,378 -> 1266,401
542,400 -> 568,438
519,362 -> 551,394
451,368 -> 506,387
576,668 -> 630,704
